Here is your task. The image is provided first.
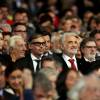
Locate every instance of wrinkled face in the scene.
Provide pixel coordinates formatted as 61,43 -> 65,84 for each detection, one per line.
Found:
65,70 -> 79,90
62,35 -> 78,57
82,41 -> 97,60
95,33 -> 100,51
14,39 -> 26,59
43,35 -> 51,52
34,87 -> 53,100
0,33 -> 4,50
29,37 -> 45,57
0,66 -> 6,89
7,69 -> 23,90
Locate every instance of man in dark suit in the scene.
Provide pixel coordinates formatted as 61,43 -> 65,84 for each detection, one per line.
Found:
15,27 -> 46,74
79,37 -> 97,75
58,32 -> 81,71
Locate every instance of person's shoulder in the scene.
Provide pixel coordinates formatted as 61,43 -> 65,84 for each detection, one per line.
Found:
3,90 -> 19,100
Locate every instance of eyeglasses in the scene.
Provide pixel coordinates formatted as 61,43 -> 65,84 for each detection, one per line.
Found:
31,42 -> 46,46
85,46 -> 97,49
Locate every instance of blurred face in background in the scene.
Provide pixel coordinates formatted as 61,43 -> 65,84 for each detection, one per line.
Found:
7,69 -> 23,91
65,70 -> 79,90
95,33 -> 100,51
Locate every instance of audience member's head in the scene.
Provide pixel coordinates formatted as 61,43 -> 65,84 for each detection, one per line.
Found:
33,72 -> 53,100
80,37 -> 97,62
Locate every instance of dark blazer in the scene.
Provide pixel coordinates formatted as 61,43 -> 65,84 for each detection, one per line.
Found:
15,53 -> 34,73
3,90 -> 18,100
3,89 -> 33,100
78,57 -> 96,75
57,53 -> 82,72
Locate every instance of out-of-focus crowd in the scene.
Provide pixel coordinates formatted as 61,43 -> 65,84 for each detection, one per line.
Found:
0,0 -> 100,100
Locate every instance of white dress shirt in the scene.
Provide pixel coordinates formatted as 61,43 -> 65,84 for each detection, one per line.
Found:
62,54 -> 78,70
30,53 -> 40,72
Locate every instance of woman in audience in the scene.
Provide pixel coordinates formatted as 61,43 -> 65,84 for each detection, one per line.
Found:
56,69 -> 80,100
5,62 -> 33,100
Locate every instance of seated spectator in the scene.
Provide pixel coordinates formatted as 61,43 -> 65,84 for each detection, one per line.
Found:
0,57 -> 18,100
5,62 -> 33,100
56,69 -> 80,100
40,67 -> 59,99
79,37 -> 97,75
33,72 -> 54,100
68,74 -> 100,100
41,55 -> 62,73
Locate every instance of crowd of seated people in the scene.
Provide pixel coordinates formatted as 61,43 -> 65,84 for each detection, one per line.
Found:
0,0 -> 100,100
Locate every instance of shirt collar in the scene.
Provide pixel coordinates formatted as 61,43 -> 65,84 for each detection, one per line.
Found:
30,53 -> 39,61
62,54 -> 76,61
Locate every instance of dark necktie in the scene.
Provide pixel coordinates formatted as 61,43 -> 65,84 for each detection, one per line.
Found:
68,59 -> 77,70
35,60 -> 40,72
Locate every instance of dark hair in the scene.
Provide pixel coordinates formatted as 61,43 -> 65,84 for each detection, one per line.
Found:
28,26 -> 50,43
39,14 -> 53,25
89,30 -> 100,38
41,55 -> 62,68
12,22 -> 27,32
5,62 -> 22,78
56,69 -> 78,99
80,37 -> 96,48
14,8 -> 30,19
87,16 -> 98,31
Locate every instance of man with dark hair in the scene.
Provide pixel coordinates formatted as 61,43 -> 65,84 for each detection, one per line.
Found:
15,27 -> 46,74
12,22 -> 28,41
79,37 -> 97,75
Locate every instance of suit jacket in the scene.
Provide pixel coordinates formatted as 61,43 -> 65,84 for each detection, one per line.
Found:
78,57 -> 96,75
57,53 -> 82,72
3,90 -> 18,100
15,53 -> 34,74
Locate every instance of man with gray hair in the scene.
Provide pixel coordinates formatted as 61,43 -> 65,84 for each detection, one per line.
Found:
58,32 -> 81,71
68,74 -> 100,100
8,35 -> 26,62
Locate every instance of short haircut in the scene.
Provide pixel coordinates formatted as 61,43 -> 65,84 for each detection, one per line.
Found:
33,72 -> 53,93
28,26 -> 50,43
80,37 -> 96,48
39,14 -> 53,25
89,30 -> 100,38
5,61 -> 22,78
12,22 -> 27,32
40,67 -> 58,78
61,32 -> 79,44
